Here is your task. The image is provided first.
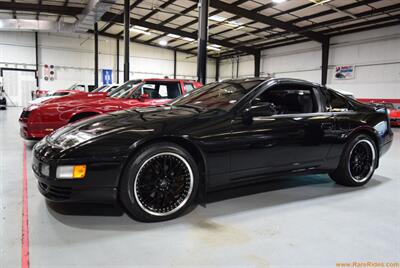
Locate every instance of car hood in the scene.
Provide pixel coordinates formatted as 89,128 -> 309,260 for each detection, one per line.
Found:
42,92 -> 106,105
29,96 -> 57,105
46,106 -> 199,149
389,109 -> 400,118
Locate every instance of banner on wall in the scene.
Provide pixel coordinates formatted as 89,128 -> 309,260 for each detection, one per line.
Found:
334,65 -> 355,80
102,69 -> 112,85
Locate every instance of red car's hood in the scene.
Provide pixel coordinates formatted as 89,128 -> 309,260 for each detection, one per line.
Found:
389,109 -> 400,118
38,96 -> 171,112
41,91 -> 107,105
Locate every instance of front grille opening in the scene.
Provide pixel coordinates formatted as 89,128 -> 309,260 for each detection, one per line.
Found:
38,182 -> 72,200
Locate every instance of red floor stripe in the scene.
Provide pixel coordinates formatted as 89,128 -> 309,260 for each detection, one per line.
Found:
22,142 -> 30,268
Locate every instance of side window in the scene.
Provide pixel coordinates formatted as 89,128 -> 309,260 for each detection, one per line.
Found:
75,85 -> 86,91
255,84 -> 316,115
135,83 -> 181,99
159,85 -> 168,98
184,83 -> 195,93
324,90 -> 352,112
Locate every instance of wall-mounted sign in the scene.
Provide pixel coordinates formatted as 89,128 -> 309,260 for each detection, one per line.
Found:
334,65 -> 355,80
43,64 -> 56,81
102,69 -> 112,85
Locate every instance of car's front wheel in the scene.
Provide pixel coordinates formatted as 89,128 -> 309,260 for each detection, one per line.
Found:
329,134 -> 377,186
120,142 -> 199,222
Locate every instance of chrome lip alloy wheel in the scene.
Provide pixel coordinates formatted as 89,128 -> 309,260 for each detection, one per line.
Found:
348,139 -> 376,183
134,152 -> 194,216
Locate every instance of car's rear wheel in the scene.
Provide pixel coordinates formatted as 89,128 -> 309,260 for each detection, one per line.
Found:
329,134 -> 377,186
120,142 -> 199,222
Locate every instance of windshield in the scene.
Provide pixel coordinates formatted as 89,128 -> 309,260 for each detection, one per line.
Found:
66,84 -> 76,90
170,80 -> 264,111
91,85 -> 108,93
108,80 -> 141,98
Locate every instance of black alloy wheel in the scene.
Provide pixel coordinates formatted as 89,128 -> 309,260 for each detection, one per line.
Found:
348,139 -> 375,183
120,142 -> 199,222
329,134 -> 377,187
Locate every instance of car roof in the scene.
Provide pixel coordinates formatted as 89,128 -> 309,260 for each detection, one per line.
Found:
142,78 -> 197,83
220,77 -> 321,87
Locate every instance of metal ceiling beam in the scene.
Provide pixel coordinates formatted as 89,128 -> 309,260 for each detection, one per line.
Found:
0,2 -> 83,17
223,0 -> 381,45
57,0 -> 69,22
145,3 -> 198,44
131,0 -> 177,41
209,2 -> 314,40
242,2 -> 400,51
100,0 -> 144,34
218,14 -> 400,60
93,30 -> 215,58
198,0 -> 327,43
101,12 -> 256,54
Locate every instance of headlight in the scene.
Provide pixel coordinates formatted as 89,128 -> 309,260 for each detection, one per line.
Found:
52,131 -> 94,149
374,121 -> 387,136
56,165 -> 86,179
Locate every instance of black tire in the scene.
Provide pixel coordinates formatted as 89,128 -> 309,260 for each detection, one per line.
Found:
329,134 -> 377,187
119,142 -> 199,222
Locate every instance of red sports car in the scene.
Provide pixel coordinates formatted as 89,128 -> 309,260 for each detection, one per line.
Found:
20,79 -> 201,139
357,98 -> 400,127
381,103 -> 400,127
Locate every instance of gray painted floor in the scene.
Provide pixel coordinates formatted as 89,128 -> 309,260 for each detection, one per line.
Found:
1,107 -> 399,268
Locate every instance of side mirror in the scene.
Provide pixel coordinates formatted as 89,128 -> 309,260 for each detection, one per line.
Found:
242,102 -> 276,125
139,93 -> 150,101
248,102 -> 276,117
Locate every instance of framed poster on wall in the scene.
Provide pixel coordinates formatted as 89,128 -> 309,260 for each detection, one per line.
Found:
334,65 -> 355,80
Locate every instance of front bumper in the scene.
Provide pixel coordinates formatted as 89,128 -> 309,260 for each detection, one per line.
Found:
19,117 -> 61,140
33,154 -> 123,203
390,118 -> 400,127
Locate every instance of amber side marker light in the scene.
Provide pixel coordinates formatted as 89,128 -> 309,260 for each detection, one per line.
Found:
56,165 -> 87,179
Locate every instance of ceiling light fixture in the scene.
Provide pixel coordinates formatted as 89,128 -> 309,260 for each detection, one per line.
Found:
209,15 -> 226,22
159,40 -> 168,46
272,0 -> 286,3
130,26 -> 151,35
207,45 -> 221,51
167,34 -> 181,38
182,37 -> 195,42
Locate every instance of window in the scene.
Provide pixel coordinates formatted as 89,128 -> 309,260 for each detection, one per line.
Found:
75,85 -> 86,91
171,80 -> 263,111
255,84 -> 316,115
109,80 -> 141,98
131,82 -> 182,99
324,89 -> 351,112
184,83 -> 195,93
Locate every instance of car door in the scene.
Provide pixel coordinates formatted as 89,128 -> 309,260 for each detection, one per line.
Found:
228,82 -> 334,181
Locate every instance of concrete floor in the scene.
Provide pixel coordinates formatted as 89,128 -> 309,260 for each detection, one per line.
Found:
1,106 -> 399,268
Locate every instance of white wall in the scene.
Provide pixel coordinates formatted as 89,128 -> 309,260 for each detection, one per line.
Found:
220,25 -> 400,99
0,31 -> 216,91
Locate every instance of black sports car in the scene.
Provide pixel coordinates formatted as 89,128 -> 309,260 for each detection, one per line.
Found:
33,78 -> 393,222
